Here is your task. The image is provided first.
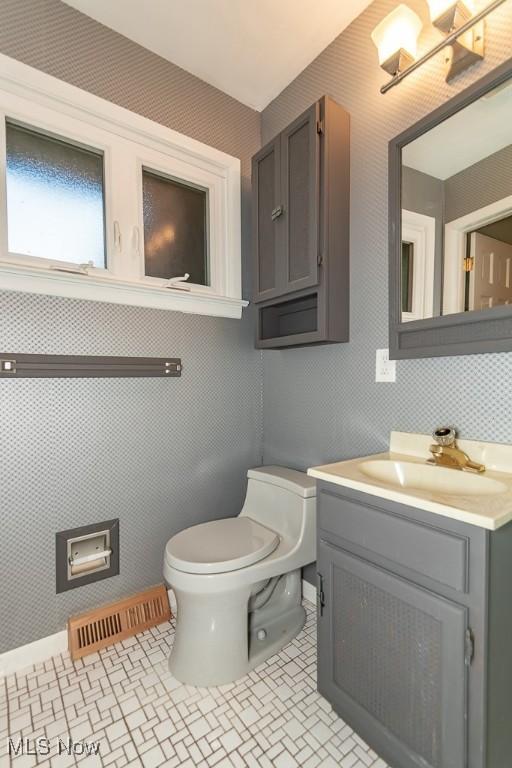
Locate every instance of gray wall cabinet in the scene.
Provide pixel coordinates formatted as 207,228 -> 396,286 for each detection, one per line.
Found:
252,97 -> 350,348
316,480 -> 512,768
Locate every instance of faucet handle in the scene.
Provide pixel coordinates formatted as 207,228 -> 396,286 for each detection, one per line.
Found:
432,426 -> 456,446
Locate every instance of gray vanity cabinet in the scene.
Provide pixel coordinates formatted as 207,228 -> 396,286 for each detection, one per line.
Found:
316,480 -> 512,768
252,97 -> 350,347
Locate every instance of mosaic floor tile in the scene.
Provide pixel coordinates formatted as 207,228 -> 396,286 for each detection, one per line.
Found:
2,601 -> 388,767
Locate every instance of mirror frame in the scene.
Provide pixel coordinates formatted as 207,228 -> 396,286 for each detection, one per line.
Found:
389,56 -> 512,359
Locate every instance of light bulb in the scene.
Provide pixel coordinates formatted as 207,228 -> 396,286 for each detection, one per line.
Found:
371,5 -> 423,68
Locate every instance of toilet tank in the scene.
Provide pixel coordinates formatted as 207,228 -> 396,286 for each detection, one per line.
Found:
239,466 -> 316,545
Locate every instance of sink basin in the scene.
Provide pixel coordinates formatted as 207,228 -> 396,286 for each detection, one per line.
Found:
308,432 -> 512,529
359,460 -> 508,496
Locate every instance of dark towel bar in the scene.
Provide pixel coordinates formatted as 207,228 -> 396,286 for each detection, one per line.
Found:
0,354 -> 181,378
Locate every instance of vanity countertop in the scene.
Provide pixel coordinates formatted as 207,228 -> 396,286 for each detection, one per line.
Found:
308,431 -> 512,530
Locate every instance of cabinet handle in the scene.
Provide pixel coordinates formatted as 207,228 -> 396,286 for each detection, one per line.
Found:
317,573 -> 326,617
464,628 -> 474,666
271,205 -> 284,221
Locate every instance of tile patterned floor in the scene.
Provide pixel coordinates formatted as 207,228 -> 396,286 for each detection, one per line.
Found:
1,601 -> 388,768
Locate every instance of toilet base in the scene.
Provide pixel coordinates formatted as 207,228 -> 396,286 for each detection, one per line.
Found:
168,569 -> 305,687
248,603 -> 306,671
169,584 -> 253,687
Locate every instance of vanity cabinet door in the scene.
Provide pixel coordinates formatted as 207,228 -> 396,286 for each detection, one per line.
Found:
317,541 -> 468,768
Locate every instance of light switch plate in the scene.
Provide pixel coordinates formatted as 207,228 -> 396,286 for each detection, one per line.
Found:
376,348 -> 396,382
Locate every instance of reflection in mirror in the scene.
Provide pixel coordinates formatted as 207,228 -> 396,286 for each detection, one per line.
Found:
401,75 -> 512,322
401,241 -> 414,315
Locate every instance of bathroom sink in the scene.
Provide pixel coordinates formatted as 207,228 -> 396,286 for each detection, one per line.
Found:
309,432 -> 512,529
359,459 -> 507,496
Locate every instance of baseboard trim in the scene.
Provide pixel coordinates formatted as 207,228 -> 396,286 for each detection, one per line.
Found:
0,630 -> 68,678
1,585 -> 311,677
302,578 -> 317,605
167,587 -> 177,614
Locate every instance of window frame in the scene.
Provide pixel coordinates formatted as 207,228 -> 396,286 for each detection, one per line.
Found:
134,149 -> 220,295
1,111 -> 117,277
0,53 -> 245,319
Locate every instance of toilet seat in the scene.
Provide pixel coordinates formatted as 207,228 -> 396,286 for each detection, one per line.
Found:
166,517 -> 280,575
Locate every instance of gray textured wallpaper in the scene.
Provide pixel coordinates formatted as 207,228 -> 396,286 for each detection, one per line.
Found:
0,0 -> 261,652
445,143 -> 512,222
2,0 -> 512,650
260,0 -> 512,582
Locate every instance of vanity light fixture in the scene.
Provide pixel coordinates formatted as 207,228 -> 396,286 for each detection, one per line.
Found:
374,0 -> 507,93
426,0 -> 484,81
427,0 -> 475,28
371,4 -> 423,76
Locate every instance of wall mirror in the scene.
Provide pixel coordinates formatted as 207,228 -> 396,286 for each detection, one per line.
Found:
389,58 -> 512,358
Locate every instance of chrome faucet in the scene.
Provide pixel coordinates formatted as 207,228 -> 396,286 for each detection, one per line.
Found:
428,427 -> 485,473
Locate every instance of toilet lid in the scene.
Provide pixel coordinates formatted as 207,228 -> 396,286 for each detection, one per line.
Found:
166,518 -> 280,575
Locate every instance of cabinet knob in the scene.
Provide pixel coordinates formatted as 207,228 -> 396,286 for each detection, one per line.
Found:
271,204 -> 284,221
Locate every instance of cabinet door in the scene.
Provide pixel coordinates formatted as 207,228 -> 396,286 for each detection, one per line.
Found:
252,136 -> 281,302
280,102 -> 320,295
318,542 -> 468,768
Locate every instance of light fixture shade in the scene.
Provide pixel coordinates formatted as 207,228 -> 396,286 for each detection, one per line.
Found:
371,4 -> 423,67
426,0 -> 474,22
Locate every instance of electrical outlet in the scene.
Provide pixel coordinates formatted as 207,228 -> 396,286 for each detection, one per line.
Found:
376,348 -> 396,382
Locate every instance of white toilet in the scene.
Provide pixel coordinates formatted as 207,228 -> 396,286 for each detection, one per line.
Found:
163,466 -> 316,687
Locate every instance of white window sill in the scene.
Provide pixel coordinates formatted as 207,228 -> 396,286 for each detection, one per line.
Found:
0,263 -> 249,319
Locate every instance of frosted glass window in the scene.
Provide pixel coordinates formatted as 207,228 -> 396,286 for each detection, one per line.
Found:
142,168 -> 208,285
5,121 -> 106,267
